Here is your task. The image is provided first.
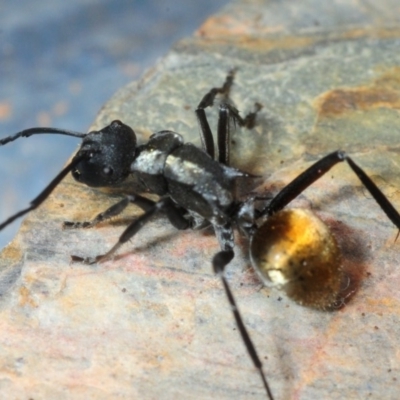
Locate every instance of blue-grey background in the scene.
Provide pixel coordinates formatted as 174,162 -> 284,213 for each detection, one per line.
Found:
0,0 -> 229,248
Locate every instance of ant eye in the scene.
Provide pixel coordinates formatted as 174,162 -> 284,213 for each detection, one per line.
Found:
103,167 -> 113,175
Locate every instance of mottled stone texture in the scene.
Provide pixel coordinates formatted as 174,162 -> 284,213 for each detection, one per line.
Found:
2,0 -> 400,399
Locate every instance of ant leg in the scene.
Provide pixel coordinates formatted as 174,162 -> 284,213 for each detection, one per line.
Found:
212,224 -> 274,400
259,150 -> 400,231
195,69 -> 262,165
72,197 -> 189,264
225,102 -> 263,130
63,194 -> 156,229
64,194 -> 191,231
217,102 -> 262,166
195,69 -> 237,159
163,199 -> 192,230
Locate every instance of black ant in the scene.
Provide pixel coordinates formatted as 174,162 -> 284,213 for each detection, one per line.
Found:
1,70 -> 400,399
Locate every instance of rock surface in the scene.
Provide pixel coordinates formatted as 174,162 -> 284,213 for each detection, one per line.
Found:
1,0 -> 400,399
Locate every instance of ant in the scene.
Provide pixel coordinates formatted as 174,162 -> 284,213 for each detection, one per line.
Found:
1,70 -> 400,399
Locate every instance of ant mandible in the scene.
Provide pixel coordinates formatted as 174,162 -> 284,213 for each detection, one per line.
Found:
1,70 -> 400,400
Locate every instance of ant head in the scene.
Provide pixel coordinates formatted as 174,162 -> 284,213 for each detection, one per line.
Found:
72,120 -> 137,187
0,119 -> 138,230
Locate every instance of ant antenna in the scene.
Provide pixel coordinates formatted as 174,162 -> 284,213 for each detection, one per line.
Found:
0,127 -> 86,145
0,127 -> 89,230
